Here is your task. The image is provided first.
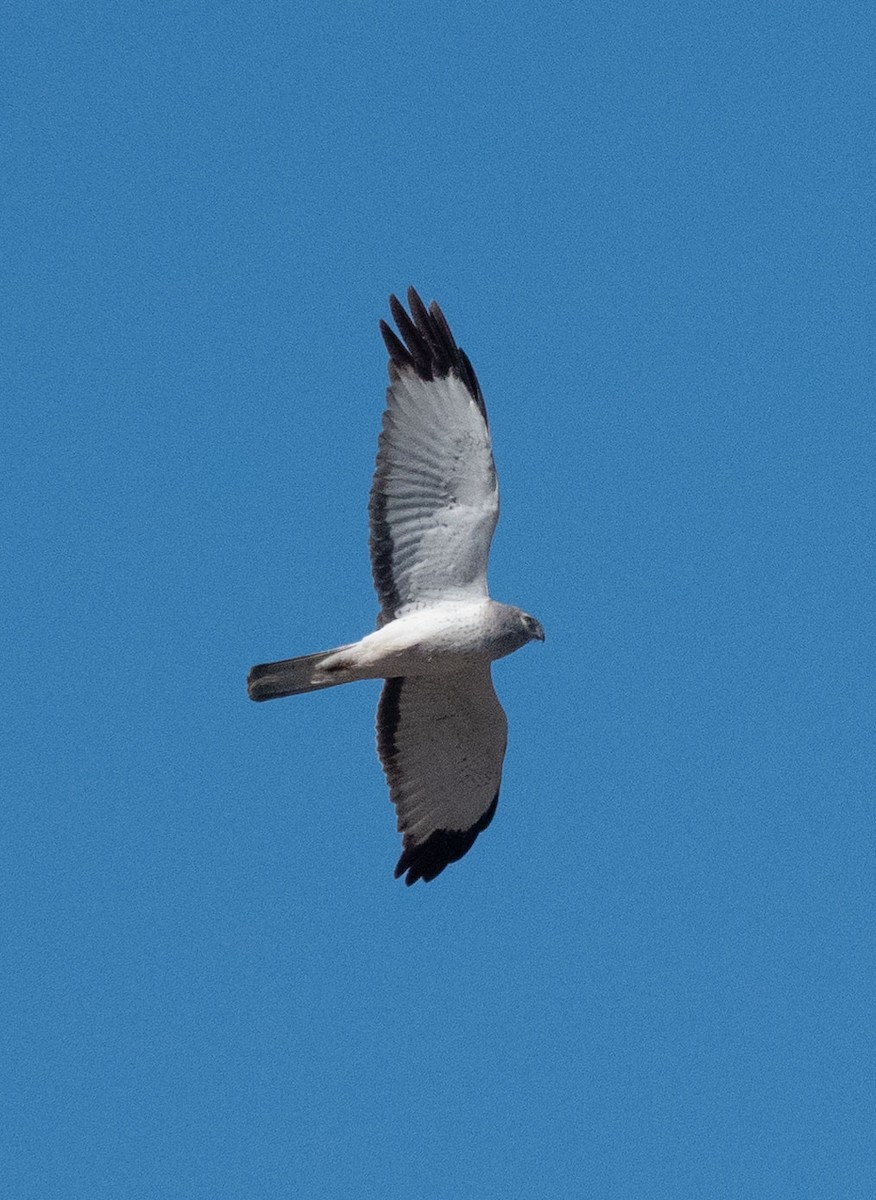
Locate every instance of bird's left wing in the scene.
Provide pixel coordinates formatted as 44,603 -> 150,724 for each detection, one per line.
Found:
377,668 -> 507,885
370,289 -> 499,624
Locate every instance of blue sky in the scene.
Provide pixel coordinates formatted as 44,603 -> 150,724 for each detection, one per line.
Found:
4,2 -> 873,1197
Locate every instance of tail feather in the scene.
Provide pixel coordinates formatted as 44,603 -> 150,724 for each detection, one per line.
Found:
247,644 -> 357,701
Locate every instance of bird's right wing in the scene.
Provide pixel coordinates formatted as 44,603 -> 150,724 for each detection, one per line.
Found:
376,668 -> 508,885
369,289 -> 499,624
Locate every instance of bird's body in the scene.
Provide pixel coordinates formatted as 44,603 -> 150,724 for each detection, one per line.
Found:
248,599 -> 537,698
248,290 -> 543,884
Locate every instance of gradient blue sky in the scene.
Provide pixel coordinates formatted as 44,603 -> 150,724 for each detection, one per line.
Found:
4,2 -> 873,1197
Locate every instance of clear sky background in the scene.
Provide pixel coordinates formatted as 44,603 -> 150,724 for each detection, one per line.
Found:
4,2 -> 873,1197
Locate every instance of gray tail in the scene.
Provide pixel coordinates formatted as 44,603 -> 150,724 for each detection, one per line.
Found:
247,644 -> 356,701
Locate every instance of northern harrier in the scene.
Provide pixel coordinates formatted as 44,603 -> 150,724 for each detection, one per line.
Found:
248,290 -> 544,884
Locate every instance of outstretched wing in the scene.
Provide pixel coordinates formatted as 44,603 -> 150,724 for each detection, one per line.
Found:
370,288 -> 499,624
377,669 -> 508,885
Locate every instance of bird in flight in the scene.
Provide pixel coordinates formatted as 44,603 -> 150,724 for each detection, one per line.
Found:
248,289 -> 544,884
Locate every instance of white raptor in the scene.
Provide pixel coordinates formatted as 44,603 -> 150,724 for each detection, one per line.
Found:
248,289 -> 544,884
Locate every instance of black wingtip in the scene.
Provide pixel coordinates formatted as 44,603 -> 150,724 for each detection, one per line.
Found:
379,319 -> 413,371
393,792 -> 500,886
380,288 -> 487,419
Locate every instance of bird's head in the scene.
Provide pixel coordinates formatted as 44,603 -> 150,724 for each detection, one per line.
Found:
520,612 -> 545,643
